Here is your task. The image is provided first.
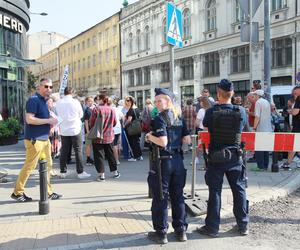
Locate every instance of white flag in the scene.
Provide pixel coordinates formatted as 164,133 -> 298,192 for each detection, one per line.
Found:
59,65 -> 69,97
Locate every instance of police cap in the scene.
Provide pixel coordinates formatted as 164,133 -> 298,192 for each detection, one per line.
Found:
155,88 -> 175,101
217,79 -> 234,92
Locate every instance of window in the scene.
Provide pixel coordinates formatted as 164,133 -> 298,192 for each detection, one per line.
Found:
78,60 -> 81,71
77,43 -> 80,52
183,9 -> 191,39
87,38 -> 90,48
93,54 -> 96,67
129,70 -> 134,86
92,35 -> 97,46
161,63 -> 170,83
272,37 -> 292,68
99,73 -> 102,85
88,75 -> 91,86
145,26 -> 150,50
137,29 -> 142,52
74,62 -> 76,72
207,0 -> 216,31
113,25 -> 117,35
106,49 -> 110,63
82,41 -> 85,50
272,0 -> 286,11
235,0 -> 247,22
180,57 -> 194,80
93,74 -> 96,85
203,52 -> 220,77
98,32 -> 102,43
68,48 -> 71,56
82,58 -> 86,70
106,71 -> 110,84
63,50 -> 66,58
87,56 -> 91,68
162,18 -> 167,44
128,33 -> 133,55
98,51 -> 102,64
144,67 -> 151,85
105,28 -> 109,40
113,47 -> 117,60
231,46 -> 249,73
73,45 -> 76,53
136,68 -> 143,85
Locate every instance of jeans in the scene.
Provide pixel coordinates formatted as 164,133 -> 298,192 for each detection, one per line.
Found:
127,133 -> 142,159
255,151 -> 269,169
60,133 -> 84,174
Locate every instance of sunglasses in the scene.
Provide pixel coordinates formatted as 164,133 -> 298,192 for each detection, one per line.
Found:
44,85 -> 53,89
125,99 -> 131,102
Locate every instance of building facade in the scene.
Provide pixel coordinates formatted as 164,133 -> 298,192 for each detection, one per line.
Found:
33,13 -> 121,97
0,0 -> 30,119
27,31 -> 69,59
120,0 -> 300,107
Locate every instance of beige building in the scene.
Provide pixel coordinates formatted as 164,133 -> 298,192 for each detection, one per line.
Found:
33,12 -> 121,97
27,31 -> 69,59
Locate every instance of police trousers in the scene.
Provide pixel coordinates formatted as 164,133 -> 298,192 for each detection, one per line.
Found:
205,162 -> 249,233
147,153 -> 187,234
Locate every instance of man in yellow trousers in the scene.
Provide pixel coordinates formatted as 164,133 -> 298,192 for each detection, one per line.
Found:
11,78 -> 62,202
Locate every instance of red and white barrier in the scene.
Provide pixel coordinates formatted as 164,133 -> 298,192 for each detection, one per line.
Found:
199,132 -> 300,152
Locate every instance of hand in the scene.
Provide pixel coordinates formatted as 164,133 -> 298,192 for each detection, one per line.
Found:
287,109 -> 292,114
145,132 -> 151,143
48,117 -> 58,125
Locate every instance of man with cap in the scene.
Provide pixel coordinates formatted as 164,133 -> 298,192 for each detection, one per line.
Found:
252,89 -> 272,171
197,79 -> 249,237
145,88 -> 191,244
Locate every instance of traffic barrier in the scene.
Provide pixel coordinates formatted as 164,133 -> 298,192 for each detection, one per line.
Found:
198,132 -> 300,152
39,153 -> 49,215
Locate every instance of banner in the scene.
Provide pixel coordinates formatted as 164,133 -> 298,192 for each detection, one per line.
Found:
59,65 -> 69,96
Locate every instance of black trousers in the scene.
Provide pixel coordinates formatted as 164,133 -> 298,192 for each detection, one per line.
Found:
127,133 -> 142,159
60,133 -> 84,174
92,143 -> 117,173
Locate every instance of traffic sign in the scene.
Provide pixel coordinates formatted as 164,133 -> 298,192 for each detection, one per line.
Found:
166,2 -> 182,48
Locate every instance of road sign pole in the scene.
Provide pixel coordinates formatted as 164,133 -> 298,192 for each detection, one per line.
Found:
169,44 -> 175,92
264,0 -> 271,101
249,0 -> 253,87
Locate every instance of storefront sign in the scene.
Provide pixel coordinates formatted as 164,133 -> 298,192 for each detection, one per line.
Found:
0,14 -> 24,34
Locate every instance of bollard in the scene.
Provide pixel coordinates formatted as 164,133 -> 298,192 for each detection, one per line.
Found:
271,152 -> 279,172
39,153 -> 49,215
191,135 -> 197,199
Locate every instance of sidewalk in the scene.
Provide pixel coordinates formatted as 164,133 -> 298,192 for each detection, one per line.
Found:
1,141 -> 300,249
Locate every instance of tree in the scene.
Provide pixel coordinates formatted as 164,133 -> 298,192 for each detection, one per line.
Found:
27,71 -> 38,94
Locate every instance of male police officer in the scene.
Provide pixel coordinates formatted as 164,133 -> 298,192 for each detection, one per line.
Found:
197,79 -> 249,237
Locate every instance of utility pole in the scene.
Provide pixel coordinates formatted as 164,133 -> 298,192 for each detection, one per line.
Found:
264,0 -> 271,101
249,0 -> 253,87
169,45 -> 175,92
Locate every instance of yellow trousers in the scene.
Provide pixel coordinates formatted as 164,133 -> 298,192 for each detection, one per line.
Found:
14,139 -> 53,196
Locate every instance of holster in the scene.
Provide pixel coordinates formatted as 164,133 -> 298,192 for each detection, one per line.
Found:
208,148 -> 242,166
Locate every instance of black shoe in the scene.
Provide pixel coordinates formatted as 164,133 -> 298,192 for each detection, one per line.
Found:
11,193 -> 33,202
239,227 -> 249,236
48,192 -> 62,200
196,225 -> 219,238
147,231 -> 168,244
174,231 -> 187,242
247,157 -> 256,163
86,158 -> 94,166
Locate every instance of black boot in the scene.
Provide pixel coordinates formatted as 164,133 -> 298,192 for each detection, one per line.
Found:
174,231 -> 187,242
147,231 -> 168,244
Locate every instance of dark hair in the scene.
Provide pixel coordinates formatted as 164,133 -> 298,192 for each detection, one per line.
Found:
64,87 -> 74,95
186,99 -> 193,105
98,94 -> 109,104
252,80 -> 261,90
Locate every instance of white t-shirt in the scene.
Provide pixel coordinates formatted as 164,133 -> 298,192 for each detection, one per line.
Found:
113,107 -> 123,135
56,95 -> 83,136
196,108 -> 206,130
255,97 -> 273,132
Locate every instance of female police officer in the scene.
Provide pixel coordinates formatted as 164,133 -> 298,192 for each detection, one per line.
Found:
145,88 -> 191,244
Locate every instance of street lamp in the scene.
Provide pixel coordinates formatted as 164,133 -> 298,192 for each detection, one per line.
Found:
30,12 -> 48,16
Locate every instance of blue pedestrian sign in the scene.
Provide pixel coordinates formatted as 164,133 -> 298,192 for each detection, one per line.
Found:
167,2 -> 183,48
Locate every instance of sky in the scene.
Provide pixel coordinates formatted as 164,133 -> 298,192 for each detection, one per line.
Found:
28,0 -> 138,38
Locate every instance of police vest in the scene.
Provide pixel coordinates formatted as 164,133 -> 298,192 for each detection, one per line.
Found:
160,110 -> 183,153
210,105 -> 242,147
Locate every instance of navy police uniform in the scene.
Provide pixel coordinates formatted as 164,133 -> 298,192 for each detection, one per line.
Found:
200,79 -> 249,236
147,88 -> 189,242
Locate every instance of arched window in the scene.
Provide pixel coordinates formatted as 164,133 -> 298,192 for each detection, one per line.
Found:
128,33 -> 133,55
136,29 -> 142,52
207,0 -> 216,31
183,9 -> 191,39
145,26 -> 150,50
162,18 -> 167,44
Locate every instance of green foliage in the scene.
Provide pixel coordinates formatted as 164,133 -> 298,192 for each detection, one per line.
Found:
27,71 -> 38,94
0,118 -> 20,138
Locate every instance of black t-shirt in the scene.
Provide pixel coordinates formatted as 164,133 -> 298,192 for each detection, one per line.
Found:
126,108 -> 140,121
84,107 -> 92,134
292,96 -> 300,130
